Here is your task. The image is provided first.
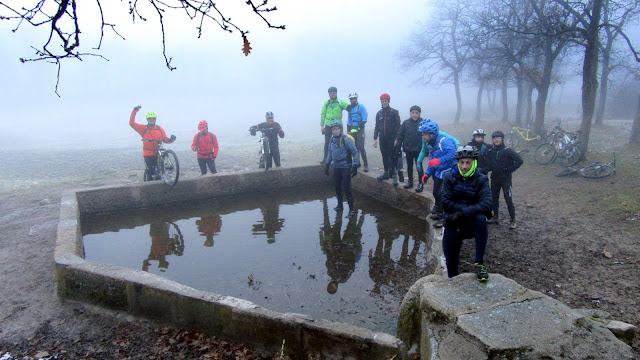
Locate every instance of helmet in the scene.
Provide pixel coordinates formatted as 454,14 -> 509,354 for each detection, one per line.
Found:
329,121 -> 342,129
455,145 -> 480,159
419,121 -> 439,134
410,105 -> 421,113
348,92 -> 358,99
472,128 -> 486,136
198,120 -> 208,131
145,111 -> 157,119
492,130 -> 505,138
328,86 -> 337,93
265,111 -> 274,118
380,93 -> 390,100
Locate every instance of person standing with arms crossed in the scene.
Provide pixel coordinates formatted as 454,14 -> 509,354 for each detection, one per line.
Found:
373,93 -> 401,184
320,87 -> 349,163
395,105 -> 424,189
346,92 -> 369,172
129,105 -> 175,182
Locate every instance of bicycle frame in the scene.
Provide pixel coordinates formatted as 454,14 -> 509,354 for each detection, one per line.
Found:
257,130 -> 272,170
142,139 -> 180,186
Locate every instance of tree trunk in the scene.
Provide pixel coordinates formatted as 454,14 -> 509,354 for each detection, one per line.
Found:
475,81 -> 485,122
454,71 -> 462,124
501,77 -> 509,123
525,82 -> 534,125
578,0 -> 603,155
631,93 -> 640,144
487,88 -> 496,113
515,74 -> 524,125
533,52 -> 554,134
595,7 -> 614,126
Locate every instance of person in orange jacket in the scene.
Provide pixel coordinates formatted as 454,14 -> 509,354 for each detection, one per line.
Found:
129,105 -> 175,181
191,120 -> 219,175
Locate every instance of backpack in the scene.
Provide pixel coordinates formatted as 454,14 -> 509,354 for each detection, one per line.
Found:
347,104 -> 362,123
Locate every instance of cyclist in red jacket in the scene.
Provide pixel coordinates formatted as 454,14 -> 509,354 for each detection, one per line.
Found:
129,105 -> 175,181
191,120 -> 219,175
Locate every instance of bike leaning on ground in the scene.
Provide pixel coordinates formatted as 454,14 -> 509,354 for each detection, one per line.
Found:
142,138 -> 180,186
555,152 -> 616,178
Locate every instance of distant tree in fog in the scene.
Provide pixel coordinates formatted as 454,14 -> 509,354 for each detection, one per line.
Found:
0,0 -> 285,94
398,0 -> 478,124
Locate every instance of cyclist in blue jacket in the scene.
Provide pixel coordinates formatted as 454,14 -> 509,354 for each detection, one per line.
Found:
346,92 -> 369,172
419,121 -> 457,228
416,118 -> 460,193
324,121 -> 360,217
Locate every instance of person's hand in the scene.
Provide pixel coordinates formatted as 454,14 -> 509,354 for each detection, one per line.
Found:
192,147 -> 197,152
212,156 -> 216,160
324,164 -> 330,176
445,211 -> 464,228
422,173 -> 429,183
394,140 -> 398,147
428,158 -> 441,167
170,135 -> 176,141
351,166 -> 358,178
133,105 -> 141,112
373,139 -> 377,148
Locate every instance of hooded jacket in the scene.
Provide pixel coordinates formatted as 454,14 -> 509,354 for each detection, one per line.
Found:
442,165 -> 493,218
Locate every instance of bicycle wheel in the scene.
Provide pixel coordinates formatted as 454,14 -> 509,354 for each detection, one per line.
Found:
534,143 -> 557,164
506,131 -> 520,149
161,150 -> 180,186
579,165 -> 612,178
558,144 -> 581,167
555,167 -> 578,177
263,139 -> 270,170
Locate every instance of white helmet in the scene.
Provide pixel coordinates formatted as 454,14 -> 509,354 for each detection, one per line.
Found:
348,92 -> 358,99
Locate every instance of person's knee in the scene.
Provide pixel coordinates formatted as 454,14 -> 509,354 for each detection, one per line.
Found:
474,214 -> 487,225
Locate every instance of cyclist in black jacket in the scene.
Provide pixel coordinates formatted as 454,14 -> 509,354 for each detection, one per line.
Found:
467,128 -> 491,173
442,145 -> 493,281
249,111 -> 285,168
395,105 -> 424,189
484,131 -> 523,229
373,93 -> 401,183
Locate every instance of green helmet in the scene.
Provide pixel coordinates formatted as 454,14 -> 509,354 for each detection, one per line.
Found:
145,111 -> 157,119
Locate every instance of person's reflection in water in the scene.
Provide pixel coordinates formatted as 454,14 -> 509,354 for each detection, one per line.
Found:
196,215 -> 222,247
142,221 -> 184,272
319,199 -> 364,294
251,202 -> 284,243
393,227 -> 427,287
369,216 -> 399,294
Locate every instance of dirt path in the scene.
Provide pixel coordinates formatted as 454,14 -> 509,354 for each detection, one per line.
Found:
1,122 -> 638,358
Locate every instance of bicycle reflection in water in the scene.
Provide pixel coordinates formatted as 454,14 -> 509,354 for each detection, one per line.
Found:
319,199 -> 363,295
251,203 -> 285,244
142,221 -> 185,272
196,215 -> 222,247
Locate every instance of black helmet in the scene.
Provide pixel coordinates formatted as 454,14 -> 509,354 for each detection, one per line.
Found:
492,130 -> 504,138
455,145 -> 480,159
328,86 -> 337,93
409,105 -> 421,113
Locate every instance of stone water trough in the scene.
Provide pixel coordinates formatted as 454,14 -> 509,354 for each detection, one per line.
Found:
55,165 -> 636,359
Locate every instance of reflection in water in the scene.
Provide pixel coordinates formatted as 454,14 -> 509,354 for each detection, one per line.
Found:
251,203 -> 285,243
319,199 -> 363,294
196,215 -> 222,247
142,221 -> 185,272
82,186 -> 433,334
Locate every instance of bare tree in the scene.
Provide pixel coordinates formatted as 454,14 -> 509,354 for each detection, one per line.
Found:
0,0 -> 285,94
398,0 -> 476,123
632,93 -> 640,143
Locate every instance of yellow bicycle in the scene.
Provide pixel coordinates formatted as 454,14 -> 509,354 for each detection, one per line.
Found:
506,124 -> 543,149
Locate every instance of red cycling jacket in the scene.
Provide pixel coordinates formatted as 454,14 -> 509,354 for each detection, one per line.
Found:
130,111 -> 169,156
191,131 -> 219,159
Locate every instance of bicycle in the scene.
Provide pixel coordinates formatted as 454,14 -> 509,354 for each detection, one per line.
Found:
534,130 -> 581,166
142,138 -> 180,186
506,123 -> 544,149
250,128 -> 272,170
555,152 -> 616,178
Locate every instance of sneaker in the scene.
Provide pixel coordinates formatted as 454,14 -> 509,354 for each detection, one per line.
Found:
346,209 -> 356,217
415,183 -> 424,193
488,217 -> 500,225
474,263 -> 489,282
510,218 -> 517,230
334,206 -> 343,212
392,173 -> 398,186
363,166 -> 369,172
403,182 -> 413,189
398,171 -> 405,183
377,173 -> 390,181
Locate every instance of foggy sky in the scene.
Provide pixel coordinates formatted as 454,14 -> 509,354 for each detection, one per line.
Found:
0,0 -> 593,151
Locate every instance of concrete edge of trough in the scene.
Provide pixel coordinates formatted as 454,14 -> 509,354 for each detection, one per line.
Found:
55,165 -> 437,359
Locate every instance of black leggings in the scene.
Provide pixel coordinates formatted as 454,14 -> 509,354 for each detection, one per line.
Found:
491,178 -> 515,220
442,214 -> 489,278
198,158 -> 217,174
143,155 -> 158,181
267,141 -> 281,168
332,167 -> 353,210
404,150 -> 421,184
379,136 -> 396,174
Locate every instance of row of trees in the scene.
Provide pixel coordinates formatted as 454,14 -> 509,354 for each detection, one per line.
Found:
399,0 -> 640,149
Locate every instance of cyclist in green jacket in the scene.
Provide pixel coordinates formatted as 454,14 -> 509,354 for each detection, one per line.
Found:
320,86 -> 349,163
